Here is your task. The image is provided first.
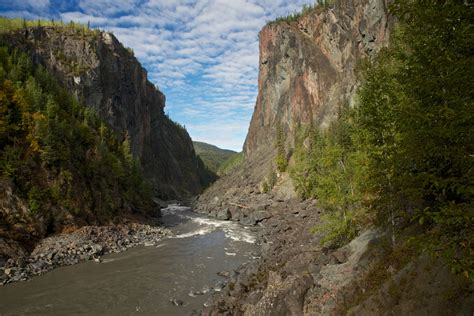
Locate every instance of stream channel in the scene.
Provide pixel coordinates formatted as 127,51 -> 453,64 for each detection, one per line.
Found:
0,205 -> 258,315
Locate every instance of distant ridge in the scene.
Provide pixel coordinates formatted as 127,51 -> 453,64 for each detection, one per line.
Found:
193,141 -> 238,175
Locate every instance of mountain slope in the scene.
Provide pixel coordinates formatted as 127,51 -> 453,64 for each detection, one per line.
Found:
0,44 -> 153,258
0,20 -> 213,261
198,0 -> 392,210
1,23 -> 212,199
193,141 -> 238,175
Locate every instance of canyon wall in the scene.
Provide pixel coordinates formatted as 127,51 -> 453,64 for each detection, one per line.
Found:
244,0 -> 392,159
5,27 -> 211,198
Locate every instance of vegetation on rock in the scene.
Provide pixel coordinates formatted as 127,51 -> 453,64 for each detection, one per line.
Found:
267,0 -> 334,25
290,0 -> 473,278
275,124 -> 288,173
0,17 -> 98,36
0,45 -> 153,242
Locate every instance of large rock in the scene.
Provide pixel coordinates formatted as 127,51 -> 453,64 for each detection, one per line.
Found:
216,208 -> 231,221
244,272 -> 313,316
241,210 -> 272,226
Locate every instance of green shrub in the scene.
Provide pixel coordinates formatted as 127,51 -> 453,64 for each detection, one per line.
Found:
218,152 -> 244,176
290,108 -> 370,246
355,0 -> 473,276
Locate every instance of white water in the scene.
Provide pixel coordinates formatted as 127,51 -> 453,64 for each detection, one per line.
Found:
165,205 -> 257,244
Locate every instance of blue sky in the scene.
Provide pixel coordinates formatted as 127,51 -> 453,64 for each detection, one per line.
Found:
0,0 -> 315,151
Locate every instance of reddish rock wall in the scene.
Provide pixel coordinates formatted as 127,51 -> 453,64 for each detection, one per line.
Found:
244,0 -> 392,159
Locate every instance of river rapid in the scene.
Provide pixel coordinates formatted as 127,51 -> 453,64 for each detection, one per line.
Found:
0,205 -> 258,315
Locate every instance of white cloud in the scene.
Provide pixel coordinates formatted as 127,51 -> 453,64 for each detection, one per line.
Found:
26,0 -> 50,10
78,0 -> 137,16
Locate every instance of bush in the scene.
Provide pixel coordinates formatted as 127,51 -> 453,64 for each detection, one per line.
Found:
290,108 -> 370,246
292,0 -> 473,275
355,0 -> 473,277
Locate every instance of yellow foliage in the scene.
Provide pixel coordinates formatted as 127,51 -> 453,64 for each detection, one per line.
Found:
13,88 -> 29,111
28,139 -> 41,153
32,112 -> 46,122
24,113 -> 46,154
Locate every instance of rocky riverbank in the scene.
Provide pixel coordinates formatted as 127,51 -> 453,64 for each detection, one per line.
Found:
196,192 -> 474,315
0,223 -> 170,285
193,155 -> 474,315
195,195 -> 342,314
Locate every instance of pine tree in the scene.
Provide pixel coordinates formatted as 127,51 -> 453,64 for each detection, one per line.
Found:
275,124 -> 287,172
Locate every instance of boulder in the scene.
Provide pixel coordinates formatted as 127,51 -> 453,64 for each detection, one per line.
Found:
245,272 -> 314,316
169,298 -> 184,307
90,244 -> 103,255
216,208 -> 231,221
241,211 -> 272,226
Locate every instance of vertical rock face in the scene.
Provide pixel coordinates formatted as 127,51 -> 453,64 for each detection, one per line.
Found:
244,0 -> 392,159
6,27 -> 207,198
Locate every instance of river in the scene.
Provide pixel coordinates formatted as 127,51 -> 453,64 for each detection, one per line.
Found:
0,205 -> 258,315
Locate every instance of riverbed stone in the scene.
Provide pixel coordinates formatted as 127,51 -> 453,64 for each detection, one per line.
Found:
4,268 -> 14,276
170,298 -> 184,307
217,271 -> 230,278
216,208 -> 231,220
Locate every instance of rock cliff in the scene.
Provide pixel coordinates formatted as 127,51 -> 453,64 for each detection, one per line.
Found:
244,0 -> 392,159
198,0 -> 393,213
4,27 -> 211,199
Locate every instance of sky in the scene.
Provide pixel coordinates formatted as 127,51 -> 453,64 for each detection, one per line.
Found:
0,0 -> 316,151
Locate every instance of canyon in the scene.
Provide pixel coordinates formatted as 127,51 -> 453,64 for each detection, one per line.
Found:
0,0 -> 473,315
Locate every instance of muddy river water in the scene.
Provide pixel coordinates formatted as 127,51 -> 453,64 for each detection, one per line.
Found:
0,205 -> 258,315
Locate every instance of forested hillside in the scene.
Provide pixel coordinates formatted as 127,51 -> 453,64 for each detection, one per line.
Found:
193,141 -> 238,175
0,45 -> 152,249
1,18 -> 214,199
290,0 -> 473,278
